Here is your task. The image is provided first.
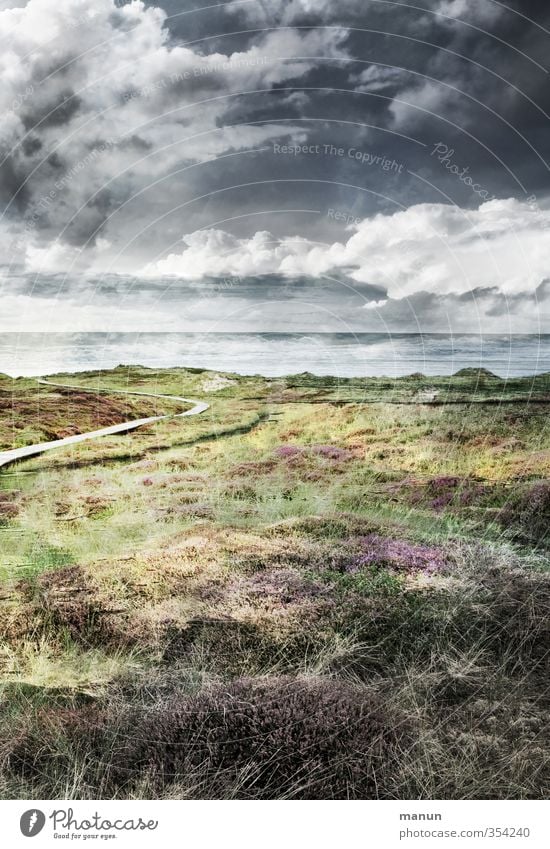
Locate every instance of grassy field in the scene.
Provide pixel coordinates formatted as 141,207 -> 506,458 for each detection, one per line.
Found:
0,373 -> 186,451
0,365 -> 549,799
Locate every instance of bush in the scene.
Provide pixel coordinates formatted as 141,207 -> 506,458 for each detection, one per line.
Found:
498,481 -> 550,545
114,677 -> 410,798
350,534 -> 448,575
7,677 -> 410,800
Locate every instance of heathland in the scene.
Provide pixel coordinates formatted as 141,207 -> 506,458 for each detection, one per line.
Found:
0,365 -> 549,799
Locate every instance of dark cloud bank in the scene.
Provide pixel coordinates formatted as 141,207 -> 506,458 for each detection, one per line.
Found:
1,0 -> 550,332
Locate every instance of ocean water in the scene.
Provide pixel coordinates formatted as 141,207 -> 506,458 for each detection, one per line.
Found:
0,333 -> 548,378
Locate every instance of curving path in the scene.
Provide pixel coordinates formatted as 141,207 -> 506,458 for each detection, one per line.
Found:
0,379 -> 209,470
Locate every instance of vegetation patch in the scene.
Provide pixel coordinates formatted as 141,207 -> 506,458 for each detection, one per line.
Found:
0,366 -> 549,799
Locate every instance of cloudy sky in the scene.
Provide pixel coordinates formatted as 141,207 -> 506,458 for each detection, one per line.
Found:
1,0 -> 550,333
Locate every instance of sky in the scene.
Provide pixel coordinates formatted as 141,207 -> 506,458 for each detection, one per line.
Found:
1,0 -> 550,334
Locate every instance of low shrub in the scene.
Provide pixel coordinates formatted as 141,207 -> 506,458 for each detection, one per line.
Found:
498,481 -> 550,545
7,677 -> 410,799
133,677 -> 408,798
350,534 -> 448,575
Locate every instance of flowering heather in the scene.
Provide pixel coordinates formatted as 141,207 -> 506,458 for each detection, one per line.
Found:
312,444 -> 352,461
406,476 -> 487,512
499,480 -> 550,543
431,475 -> 461,489
273,444 -> 303,458
274,443 -> 351,461
229,459 -> 277,476
18,678 -> 408,799
514,481 -> 550,515
350,534 -> 447,575
425,476 -> 461,511
226,568 -> 329,614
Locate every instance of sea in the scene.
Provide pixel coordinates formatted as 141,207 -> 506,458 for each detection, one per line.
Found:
0,333 -> 548,379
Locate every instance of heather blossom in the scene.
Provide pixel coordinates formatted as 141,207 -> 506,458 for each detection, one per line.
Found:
273,443 -> 351,461
349,534 -> 447,575
273,444 -> 303,458
312,444 -> 352,461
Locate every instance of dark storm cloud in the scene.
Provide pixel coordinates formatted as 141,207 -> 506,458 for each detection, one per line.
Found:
0,0 -> 350,253
20,91 -> 82,131
210,0 -> 550,205
182,272 -> 387,304
1,0 -> 550,333
370,280 -> 550,331
6,265 -> 548,333
4,0 -> 549,241
133,0 -> 550,245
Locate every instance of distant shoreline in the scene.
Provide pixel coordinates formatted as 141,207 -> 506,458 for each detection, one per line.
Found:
0,332 -> 548,380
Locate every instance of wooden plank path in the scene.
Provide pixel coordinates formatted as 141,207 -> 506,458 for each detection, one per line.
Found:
0,379 -> 209,470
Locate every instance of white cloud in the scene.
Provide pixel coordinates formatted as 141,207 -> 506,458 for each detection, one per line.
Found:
143,229 -> 318,279
351,65 -> 410,93
435,0 -> 503,25
225,0 -> 336,26
389,80 -> 451,129
142,198 -> 550,302
24,240 -> 84,273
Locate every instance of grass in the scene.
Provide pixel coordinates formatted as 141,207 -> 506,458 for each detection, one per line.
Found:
0,365 -> 548,799
0,372 -> 186,451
